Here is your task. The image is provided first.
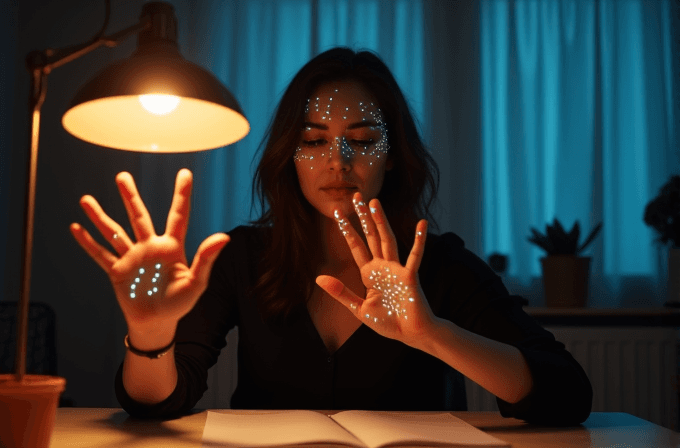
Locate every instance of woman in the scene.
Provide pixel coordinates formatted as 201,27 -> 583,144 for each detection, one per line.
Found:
70,48 -> 592,424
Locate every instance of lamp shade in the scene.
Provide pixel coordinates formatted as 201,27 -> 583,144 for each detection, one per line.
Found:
62,3 -> 249,152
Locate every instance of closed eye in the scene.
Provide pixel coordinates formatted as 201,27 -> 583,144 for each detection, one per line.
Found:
301,139 -> 327,147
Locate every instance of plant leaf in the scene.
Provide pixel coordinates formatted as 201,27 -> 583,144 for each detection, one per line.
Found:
567,221 -> 580,254
577,222 -> 603,254
546,219 -> 568,253
527,228 -> 555,254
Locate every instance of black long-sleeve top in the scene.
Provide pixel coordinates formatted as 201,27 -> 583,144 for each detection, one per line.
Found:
115,225 -> 592,425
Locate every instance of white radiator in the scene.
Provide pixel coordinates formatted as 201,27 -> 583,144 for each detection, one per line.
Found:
465,326 -> 679,430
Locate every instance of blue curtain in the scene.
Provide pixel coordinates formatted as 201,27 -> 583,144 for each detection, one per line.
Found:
481,0 -> 677,307
182,0 -> 425,256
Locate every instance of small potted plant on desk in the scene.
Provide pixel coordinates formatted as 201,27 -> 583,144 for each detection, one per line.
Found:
528,219 -> 603,308
643,175 -> 680,308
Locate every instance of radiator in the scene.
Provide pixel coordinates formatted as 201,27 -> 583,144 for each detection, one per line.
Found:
465,326 -> 679,430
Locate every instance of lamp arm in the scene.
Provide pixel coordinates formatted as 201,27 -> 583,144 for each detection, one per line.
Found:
26,19 -> 151,75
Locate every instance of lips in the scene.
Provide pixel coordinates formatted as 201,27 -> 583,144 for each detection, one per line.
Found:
320,181 -> 357,189
321,188 -> 356,199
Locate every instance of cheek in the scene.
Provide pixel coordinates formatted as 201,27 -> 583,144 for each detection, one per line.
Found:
358,164 -> 388,197
294,162 -> 315,195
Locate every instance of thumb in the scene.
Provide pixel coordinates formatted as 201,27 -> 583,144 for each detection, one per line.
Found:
316,275 -> 363,313
189,233 -> 230,286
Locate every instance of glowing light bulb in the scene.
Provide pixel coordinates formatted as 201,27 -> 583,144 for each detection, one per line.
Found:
138,94 -> 180,115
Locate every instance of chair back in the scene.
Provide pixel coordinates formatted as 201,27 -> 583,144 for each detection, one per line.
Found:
0,301 -> 57,375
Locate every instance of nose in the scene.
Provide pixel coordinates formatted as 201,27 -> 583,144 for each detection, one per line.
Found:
326,137 -> 353,171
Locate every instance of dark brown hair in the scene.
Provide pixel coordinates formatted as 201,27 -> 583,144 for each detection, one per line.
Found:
250,47 -> 439,323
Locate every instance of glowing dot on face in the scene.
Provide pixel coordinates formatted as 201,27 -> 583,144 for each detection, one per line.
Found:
148,290 -> 152,296
155,263 -> 161,270
131,284 -> 136,290
130,293 -> 136,299
135,277 -> 140,283
139,268 -> 145,274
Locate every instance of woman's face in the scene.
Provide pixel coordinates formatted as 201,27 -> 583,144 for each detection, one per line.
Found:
294,80 -> 393,221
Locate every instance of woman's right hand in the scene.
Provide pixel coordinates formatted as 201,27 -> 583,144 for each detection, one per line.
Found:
70,169 -> 229,342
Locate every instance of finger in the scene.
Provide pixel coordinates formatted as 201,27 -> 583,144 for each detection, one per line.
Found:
368,199 -> 399,262
405,220 -> 428,272
165,168 -> 193,243
316,275 -> 363,315
79,195 -> 133,255
333,208 -> 372,267
70,223 -> 118,273
352,192 -> 381,258
115,172 -> 155,242
189,233 -> 230,287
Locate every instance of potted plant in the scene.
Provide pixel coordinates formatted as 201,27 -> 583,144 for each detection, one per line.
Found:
643,175 -> 680,306
528,219 -> 603,308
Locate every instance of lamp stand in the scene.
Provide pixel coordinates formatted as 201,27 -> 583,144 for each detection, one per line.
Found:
0,4 -> 149,447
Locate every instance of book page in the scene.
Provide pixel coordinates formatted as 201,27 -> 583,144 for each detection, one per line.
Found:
330,411 -> 510,448
202,410 -> 366,447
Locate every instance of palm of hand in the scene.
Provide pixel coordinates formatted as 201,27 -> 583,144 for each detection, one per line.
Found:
358,261 -> 430,342
108,235 -> 195,326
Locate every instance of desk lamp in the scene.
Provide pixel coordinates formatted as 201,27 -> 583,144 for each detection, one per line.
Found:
0,2 -> 249,447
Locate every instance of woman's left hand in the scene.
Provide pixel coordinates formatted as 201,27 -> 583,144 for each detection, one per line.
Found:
316,192 -> 436,348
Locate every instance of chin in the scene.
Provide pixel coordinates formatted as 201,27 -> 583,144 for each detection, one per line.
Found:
320,202 -> 354,219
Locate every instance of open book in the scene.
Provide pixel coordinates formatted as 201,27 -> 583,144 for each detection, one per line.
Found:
202,410 -> 510,448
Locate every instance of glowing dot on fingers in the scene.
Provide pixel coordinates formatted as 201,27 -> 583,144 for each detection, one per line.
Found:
139,268 -> 145,274
155,263 -> 161,269
370,207 -> 377,214
135,278 -> 140,283
131,284 -> 136,290
130,293 -> 136,299
147,290 -> 152,296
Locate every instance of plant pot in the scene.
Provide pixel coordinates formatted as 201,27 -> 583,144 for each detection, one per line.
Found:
540,255 -> 591,308
0,374 -> 66,448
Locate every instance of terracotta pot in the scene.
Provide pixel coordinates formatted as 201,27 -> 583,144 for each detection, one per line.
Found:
0,374 -> 66,448
540,256 -> 591,308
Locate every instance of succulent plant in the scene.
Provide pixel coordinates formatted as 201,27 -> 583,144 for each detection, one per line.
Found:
643,175 -> 680,247
528,218 -> 602,256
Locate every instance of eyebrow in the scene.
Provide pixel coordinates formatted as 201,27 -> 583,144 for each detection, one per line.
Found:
303,121 -> 379,131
